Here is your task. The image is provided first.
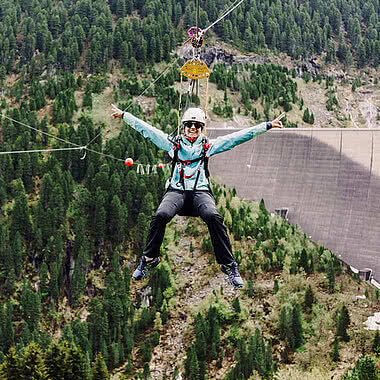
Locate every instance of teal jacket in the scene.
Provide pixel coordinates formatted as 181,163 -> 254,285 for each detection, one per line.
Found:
123,112 -> 268,191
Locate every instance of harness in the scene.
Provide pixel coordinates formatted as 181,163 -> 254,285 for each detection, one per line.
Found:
170,135 -> 210,191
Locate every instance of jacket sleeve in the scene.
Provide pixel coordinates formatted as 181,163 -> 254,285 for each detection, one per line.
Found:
122,112 -> 172,152
207,122 -> 268,157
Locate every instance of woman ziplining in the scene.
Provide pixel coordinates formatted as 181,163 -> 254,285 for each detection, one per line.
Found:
112,105 -> 284,288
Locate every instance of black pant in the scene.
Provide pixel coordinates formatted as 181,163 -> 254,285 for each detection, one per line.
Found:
143,189 -> 235,265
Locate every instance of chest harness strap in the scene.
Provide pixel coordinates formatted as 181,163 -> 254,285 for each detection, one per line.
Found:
170,136 -> 210,191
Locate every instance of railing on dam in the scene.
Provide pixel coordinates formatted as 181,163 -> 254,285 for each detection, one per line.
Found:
207,128 -> 380,282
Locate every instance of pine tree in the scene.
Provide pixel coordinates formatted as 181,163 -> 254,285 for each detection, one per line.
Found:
12,231 -> 23,278
108,195 -> 122,245
161,300 -> 169,324
10,181 -> 32,242
21,343 -> 50,380
247,278 -> 254,297
141,341 -> 152,363
291,304 -> 303,349
49,261 -> 59,301
273,279 -> 279,294
304,285 -> 314,313
185,345 -> 199,380
94,188 -> 106,244
82,85 -> 92,109
21,281 -> 41,332
336,305 -> 350,342
39,262 -> 49,298
278,306 -> 289,341
356,355 -> 377,380
91,353 -> 109,380
327,261 -> 335,293
373,330 -> 380,353
71,246 -> 88,307
0,346 -> 22,378
232,297 -> 241,314
331,338 -> 340,362
4,302 -> 15,353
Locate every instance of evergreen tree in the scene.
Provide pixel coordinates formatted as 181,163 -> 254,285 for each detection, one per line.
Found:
247,278 -> 254,297
0,346 -> 22,379
304,285 -> 314,313
373,330 -> 380,353
39,261 -> 49,298
184,345 -> 199,380
91,353 -> 109,380
161,300 -> 169,324
232,297 -> 241,314
336,305 -> 350,342
278,306 -> 289,341
331,338 -> 340,362
273,279 -> 279,294
3,303 -> 15,353
49,261 -> 59,301
21,281 -> 41,332
10,181 -> 32,242
327,261 -> 335,293
12,231 -> 23,278
71,246 -> 88,307
291,304 -> 303,349
21,343 -> 50,380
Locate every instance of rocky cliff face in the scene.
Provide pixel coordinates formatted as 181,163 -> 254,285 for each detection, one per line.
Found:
181,46 -> 324,78
180,46 -> 269,67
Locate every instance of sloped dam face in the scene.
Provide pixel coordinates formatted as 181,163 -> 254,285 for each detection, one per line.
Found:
207,128 -> 380,281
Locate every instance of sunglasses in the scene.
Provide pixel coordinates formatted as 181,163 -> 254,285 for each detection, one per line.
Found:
183,121 -> 204,130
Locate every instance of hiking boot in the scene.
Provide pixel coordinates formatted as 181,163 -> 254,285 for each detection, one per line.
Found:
221,262 -> 244,288
132,256 -> 160,280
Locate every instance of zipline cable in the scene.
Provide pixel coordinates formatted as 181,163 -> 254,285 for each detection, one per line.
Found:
87,54 -> 183,148
3,115 -> 82,148
0,146 -> 86,155
203,0 -> 245,34
1,115 -> 124,162
1,0 -> 246,163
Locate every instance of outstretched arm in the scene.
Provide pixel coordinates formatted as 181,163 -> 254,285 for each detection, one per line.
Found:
112,105 -> 172,152
207,113 -> 284,157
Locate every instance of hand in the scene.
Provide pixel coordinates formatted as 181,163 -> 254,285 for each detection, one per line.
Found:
111,104 -> 123,119
271,112 -> 285,128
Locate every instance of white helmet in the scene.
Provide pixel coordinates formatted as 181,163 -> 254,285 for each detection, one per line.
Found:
181,108 -> 206,125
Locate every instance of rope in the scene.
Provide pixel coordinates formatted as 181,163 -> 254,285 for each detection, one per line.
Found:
87,55 -> 183,147
3,115 -> 82,148
85,146 -> 125,162
204,75 -> 209,137
203,0 -> 245,34
178,73 -> 183,136
0,146 -> 86,155
1,114 -> 124,163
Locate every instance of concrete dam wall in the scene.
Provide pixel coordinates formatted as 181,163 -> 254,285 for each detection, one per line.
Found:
207,128 -> 380,281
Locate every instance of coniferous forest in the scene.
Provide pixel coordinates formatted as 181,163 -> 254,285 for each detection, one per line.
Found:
0,0 -> 380,379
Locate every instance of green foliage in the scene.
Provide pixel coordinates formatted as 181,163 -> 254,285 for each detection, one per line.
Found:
273,279 -> 279,294
341,355 -> 379,380
331,338 -> 340,362
225,328 -> 274,380
278,303 -> 304,351
303,108 -> 315,124
210,63 -> 299,117
304,285 -> 314,313
336,305 -> 350,342
91,353 -> 109,380
373,331 -> 380,353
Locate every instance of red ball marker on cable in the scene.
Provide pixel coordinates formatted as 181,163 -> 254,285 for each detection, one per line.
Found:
158,163 -> 164,169
124,158 -> 133,167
